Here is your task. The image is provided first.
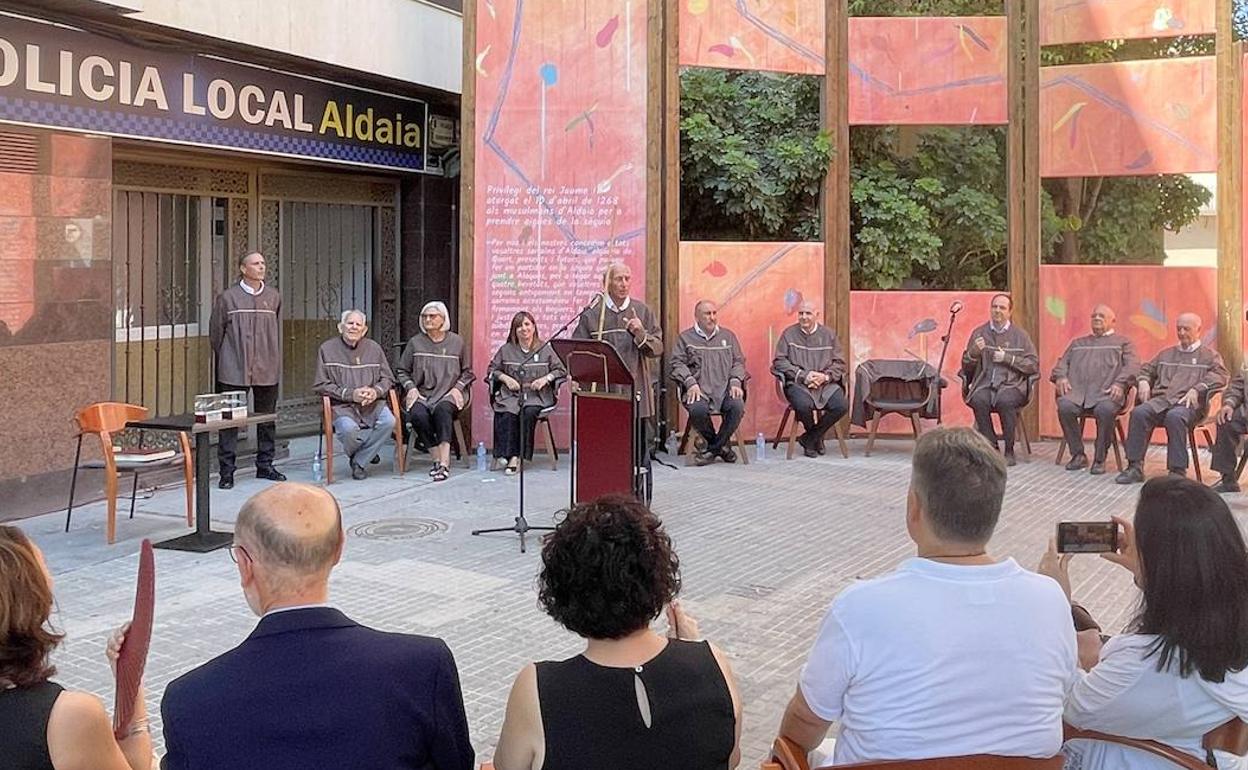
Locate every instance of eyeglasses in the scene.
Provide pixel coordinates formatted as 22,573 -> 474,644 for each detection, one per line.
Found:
227,543 -> 248,564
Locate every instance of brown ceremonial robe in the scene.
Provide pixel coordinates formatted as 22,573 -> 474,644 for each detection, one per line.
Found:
771,323 -> 847,410
573,297 -> 663,419
208,282 -> 282,387
1050,332 -> 1140,409
1224,371 -> 1248,420
669,326 -> 749,412
395,331 -> 475,405
313,335 -> 395,428
1138,344 -> 1229,412
961,322 -> 1038,402
487,341 -> 566,413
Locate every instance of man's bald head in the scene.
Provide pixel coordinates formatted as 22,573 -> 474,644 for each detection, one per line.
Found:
1176,312 -> 1202,347
797,301 -> 818,332
235,483 -> 343,591
1090,304 -> 1115,335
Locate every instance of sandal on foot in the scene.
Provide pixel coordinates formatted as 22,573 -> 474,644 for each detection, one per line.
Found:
505,459 -> 519,476
431,464 -> 449,482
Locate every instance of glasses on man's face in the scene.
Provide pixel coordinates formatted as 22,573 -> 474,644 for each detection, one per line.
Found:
227,543 -> 248,564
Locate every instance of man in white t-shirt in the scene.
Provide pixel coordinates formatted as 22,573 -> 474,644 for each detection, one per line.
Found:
778,427 -> 1078,765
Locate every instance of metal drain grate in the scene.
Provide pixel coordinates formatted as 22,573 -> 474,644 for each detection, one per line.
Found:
347,518 -> 448,541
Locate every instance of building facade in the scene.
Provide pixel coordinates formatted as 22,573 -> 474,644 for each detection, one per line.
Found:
0,0 -> 463,515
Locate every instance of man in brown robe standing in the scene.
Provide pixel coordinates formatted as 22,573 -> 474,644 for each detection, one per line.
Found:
573,262 -> 662,499
1050,304 -> 1139,475
313,310 -> 396,480
670,300 -> 748,466
209,251 -> 286,489
1210,369 -> 1248,493
1117,312 -> 1229,484
772,301 -> 848,458
961,293 -> 1038,466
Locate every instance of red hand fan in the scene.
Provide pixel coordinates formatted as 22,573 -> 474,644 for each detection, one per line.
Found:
113,539 -> 155,740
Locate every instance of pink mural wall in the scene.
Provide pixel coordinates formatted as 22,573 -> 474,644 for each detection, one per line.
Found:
678,0 -> 825,75
677,241 -> 824,438
1039,57 -> 1216,178
1039,0 -> 1215,46
849,17 -> 1007,125
1037,265 -> 1218,438
472,0 -> 649,444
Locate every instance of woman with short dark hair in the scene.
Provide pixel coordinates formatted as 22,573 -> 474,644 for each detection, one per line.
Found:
0,526 -> 152,770
487,311 -> 565,475
492,495 -> 741,770
1042,477 -> 1248,769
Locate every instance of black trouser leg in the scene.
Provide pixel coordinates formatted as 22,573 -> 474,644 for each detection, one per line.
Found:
968,389 -> 998,450
430,400 -> 457,446
216,380 -> 242,476
1125,402 -> 1164,464
785,384 -> 818,433
1211,415 -> 1248,476
1090,400 -> 1120,464
493,411 -> 518,459
1162,405 -> 1196,471
814,388 -> 848,439
1057,397 -> 1087,459
519,405 -> 542,461
684,400 -> 717,449
715,396 -> 746,453
251,384 -> 279,469
407,402 -> 436,447
993,389 -> 1027,455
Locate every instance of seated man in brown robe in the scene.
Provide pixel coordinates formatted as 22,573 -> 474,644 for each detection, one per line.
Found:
670,300 -> 748,466
1117,312 -> 1229,484
772,301 -> 848,458
1050,304 -> 1139,475
961,293 -> 1038,466
1210,371 -> 1248,493
313,310 -> 396,480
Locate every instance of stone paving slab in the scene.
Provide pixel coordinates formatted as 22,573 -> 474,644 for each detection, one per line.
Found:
20,435 -> 1248,766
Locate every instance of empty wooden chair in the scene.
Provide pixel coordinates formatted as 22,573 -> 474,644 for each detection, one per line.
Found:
65,402 -> 193,544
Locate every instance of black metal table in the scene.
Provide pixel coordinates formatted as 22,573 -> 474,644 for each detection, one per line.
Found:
126,413 -> 277,553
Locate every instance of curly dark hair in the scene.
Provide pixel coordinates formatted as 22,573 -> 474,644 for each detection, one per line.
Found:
0,526 -> 63,687
538,495 -> 681,640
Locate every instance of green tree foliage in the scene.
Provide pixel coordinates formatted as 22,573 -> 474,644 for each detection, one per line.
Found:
679,68 -> 832,241
1236,0 -> 1247,40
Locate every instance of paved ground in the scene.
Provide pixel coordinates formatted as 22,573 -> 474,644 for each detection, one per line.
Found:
21,434 -> 1248,766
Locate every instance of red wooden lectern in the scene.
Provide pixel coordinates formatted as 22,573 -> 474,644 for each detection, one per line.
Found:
551,338 -> 644,503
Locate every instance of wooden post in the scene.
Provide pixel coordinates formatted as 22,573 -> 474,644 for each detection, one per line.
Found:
459,0 -> 477,369
1007,0 -> 1041,435
824,0 -> 850,353
1216,9 -> 1244,372
658,0 -> 680,433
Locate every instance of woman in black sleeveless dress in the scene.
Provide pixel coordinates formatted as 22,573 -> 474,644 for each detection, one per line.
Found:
492,495 -> 742,770
0,526 -> 152,770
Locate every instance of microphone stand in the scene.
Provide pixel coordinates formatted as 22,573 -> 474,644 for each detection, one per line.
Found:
932,303 -> 962,425
470,297 -> 595,553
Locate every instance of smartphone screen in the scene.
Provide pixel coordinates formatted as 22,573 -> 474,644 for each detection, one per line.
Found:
1056,522 -> 1118,554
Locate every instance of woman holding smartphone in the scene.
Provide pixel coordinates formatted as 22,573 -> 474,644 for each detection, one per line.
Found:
1039,477 -> 1248,769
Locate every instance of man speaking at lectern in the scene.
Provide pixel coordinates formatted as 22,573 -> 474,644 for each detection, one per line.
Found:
572,262 -> 663,499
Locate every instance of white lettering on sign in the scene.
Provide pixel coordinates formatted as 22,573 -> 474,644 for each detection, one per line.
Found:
80,56 -> 114,101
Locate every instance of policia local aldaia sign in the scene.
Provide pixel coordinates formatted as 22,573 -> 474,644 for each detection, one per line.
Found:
0,13 -> 429,173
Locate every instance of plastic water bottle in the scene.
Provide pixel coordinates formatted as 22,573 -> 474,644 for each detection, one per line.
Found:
311,451 -> 323,483
476,441 -> 488,471
756,432 -> 766,462
665,430 -> 678,456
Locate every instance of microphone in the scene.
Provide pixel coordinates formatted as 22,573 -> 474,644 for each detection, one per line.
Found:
587,292 -> 604,309
950,301 -> 964,315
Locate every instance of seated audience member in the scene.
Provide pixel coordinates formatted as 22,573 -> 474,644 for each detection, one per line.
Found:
771,301 -> 848,458
397,301 -> 474,482
160,483 -> 473,770
1050,304 -> 1139,475
961,293 -> 1038,466
492,494 -> 741,770
1038,477 -> 1248,770
670,300 -> 748,466
487,310 -> 565,474
313,309 -> 396,480
1210,370 -> 1248,493
1116,312 -> 1228,484
779,427 -> 1076,764
0,526 -> 152,770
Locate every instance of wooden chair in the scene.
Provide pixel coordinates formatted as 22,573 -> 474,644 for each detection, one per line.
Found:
674,383 -> 750,466
771,375 -> 850,460
320,391 -> 405,484
862,375 -> 940,457
1054,386 -> 1136,471
958,370 -> 1038,458
1122,387 -> 1223,482
486,380 -> 561,471
1063,717 -> 1248,770
65,402 -> 193,545
761,736 -> 1062,769
401,389 -> 473,472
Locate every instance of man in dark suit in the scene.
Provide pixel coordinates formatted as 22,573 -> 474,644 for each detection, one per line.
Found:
160,483 -> 474,770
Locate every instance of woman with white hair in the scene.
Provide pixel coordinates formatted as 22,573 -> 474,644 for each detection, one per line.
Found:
396,301 -> 474,481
